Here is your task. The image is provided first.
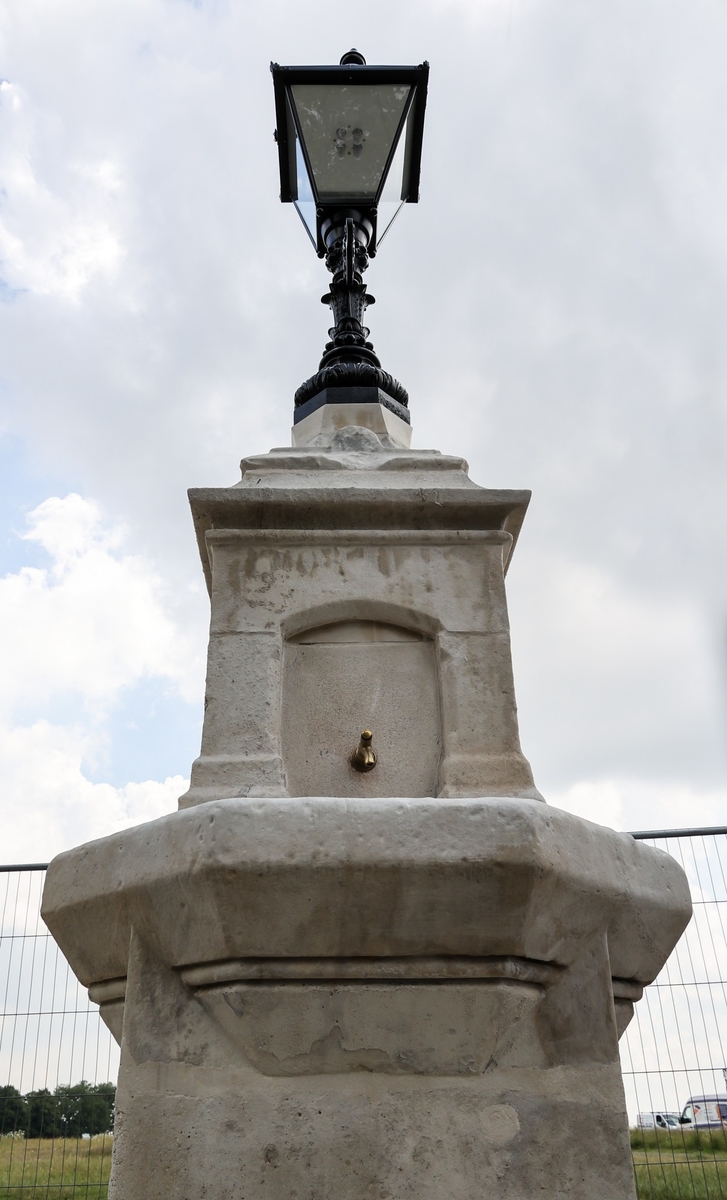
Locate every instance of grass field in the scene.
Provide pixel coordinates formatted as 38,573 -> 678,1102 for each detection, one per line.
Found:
631,1129 -> 727,1199
2,1129 -> 727,1197
0,1135 -> 112,1199
633,1161 -> 727,1200
633,1154 -> 727,1199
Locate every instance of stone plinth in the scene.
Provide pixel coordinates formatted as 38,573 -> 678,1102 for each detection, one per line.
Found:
182,428 -> 537,805
292,396 -> 412,446
42,796 -> 691,1200
41,410 -> 692,1198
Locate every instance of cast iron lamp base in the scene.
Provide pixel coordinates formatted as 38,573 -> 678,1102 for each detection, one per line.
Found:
294,209 -> 409,415
292,383 -> 410,426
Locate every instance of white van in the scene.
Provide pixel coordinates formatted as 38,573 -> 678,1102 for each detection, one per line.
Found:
637,1112 -> 681,1130
680,1097 -> 727,1129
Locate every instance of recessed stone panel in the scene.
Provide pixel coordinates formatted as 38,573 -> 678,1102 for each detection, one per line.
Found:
282,619 -> 441,797
196,979 -> 546,1076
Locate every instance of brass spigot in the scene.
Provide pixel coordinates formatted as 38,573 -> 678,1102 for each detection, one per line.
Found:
351,730 -> 377,772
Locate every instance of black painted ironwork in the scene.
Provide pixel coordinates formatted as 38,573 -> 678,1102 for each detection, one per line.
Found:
271,50 -> 428,416
294,212 -> 409,410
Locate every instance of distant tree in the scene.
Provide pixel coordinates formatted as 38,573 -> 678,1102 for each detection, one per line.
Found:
25,1089 -> 61,1139
88,1082 -> 115,1134
55,1082 -> 115,1136
7,1082 -> 116,1139
0,1085 -> 27,1135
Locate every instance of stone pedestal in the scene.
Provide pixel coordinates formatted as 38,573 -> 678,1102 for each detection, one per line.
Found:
182,416 -> 537,805
42,408 -> 691,1199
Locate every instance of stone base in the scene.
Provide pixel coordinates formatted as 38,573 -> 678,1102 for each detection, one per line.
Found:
183,464 -> 537,805
42,796 -> 691,1200
111,1046 -> 636,1199
292,395 -> 412,448
293,386 -> 410,425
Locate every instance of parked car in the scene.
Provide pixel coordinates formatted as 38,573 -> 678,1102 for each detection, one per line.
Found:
637,1112 -> 682,1130
679,1097 -> 727,1129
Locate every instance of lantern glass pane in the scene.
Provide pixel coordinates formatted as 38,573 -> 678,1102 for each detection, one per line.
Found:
375,110 -> 409,245
293,138 -> 317,246
290,83 -> 411,202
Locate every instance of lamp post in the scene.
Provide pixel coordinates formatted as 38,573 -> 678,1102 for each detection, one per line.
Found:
271,50 -> 429,425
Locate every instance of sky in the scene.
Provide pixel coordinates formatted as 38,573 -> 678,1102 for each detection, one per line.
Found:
0,0 -> 726,861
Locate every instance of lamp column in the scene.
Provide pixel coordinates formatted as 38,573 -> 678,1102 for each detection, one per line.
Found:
40,48 -> 692,1200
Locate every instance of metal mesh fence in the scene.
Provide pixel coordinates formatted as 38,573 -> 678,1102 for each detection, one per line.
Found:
622,828 -> 727,1199
0,866 -> 118,1197
1,829 -> 726,1197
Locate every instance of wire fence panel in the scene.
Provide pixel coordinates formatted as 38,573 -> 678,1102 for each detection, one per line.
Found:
622,830 -> 727,1200
0,867 -> 118,1198
2,832 -> 727,1197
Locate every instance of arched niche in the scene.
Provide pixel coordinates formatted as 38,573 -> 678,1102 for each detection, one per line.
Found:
282,619 -> 442,797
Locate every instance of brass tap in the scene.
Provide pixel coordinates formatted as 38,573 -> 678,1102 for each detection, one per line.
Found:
351,730 -> 377,772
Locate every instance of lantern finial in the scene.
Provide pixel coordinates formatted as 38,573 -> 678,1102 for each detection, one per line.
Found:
339,49 -> 366,66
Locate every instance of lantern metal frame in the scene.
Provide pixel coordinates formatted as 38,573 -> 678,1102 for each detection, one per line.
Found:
271,59 -> 428,255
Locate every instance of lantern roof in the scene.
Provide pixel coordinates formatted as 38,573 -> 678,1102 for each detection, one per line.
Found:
271,55 -> 429,254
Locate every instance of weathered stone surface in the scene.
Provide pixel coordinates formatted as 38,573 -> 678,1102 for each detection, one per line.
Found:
283,623 -> 442,796
42,795 -> 691,1199
106,929 -> 638,1199
292,401 -> 413,447
196,979 -> 546,1076
182,431 -> 537,804
40,413 -> 693,1197
42,796 -> 691,990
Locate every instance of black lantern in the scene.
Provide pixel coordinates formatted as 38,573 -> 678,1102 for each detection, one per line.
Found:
271,50 -> 429,424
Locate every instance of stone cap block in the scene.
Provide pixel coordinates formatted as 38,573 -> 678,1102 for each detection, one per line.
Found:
42,797 -> 691,992
292,397 -> 411,446
188,486 -> 531,594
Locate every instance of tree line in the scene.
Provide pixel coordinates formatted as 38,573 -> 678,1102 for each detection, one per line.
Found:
0,1082 -> 115,1138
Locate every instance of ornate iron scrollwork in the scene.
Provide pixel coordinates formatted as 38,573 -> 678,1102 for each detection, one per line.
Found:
295,215 -> 408,410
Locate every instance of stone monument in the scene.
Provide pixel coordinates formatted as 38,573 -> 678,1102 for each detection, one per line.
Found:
42,49 -> 691,1199
42,398 -> 691,1198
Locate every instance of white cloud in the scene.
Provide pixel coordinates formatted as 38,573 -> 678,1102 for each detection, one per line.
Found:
0,493 -> 201,858
550,777 -> 727,834
0,80 -> 125,301
510,547 -> 727,795
0,494 -> 201,715
417,0 -> 513,31
0,719 -> 185,862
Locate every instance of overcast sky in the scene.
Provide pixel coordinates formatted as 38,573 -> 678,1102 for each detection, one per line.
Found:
0,0 -> 725,860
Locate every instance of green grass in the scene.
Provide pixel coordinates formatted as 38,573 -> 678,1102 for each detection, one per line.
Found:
633,1157 -> 727,1200
3,1128 -> 727,1198
0,1135 -> 112,1198
631,1128 -> 727,1155
631,1129 -> 727,1199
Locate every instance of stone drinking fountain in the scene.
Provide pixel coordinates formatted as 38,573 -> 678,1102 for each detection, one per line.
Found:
42,50 -> 691,1200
